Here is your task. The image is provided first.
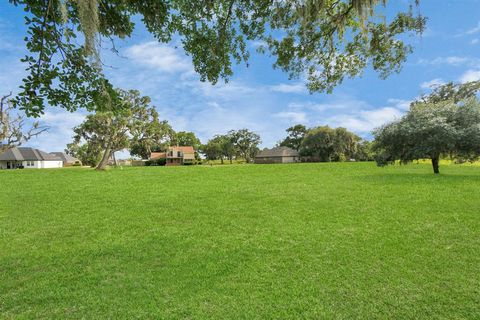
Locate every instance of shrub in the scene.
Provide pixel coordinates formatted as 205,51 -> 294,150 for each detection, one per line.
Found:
156,158 -> 166,166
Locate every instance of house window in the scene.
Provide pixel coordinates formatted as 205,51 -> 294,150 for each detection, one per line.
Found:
177,151 -> 182,157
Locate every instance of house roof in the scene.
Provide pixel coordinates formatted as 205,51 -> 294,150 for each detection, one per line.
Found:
256,146 -> 299,158
170,146 -> 195,153
0,147 -> 61,161
150,152 -> 167,160
50,152 -> 81,163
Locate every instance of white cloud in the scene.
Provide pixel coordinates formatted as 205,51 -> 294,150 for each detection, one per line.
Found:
27,110 -> 87,152
250,40 -> 267,49
420,78 -> 446,90
274,111 -> 307,123
418,56 -> 473,67
387,98 -> 411,111
471,38 -> 479,45
125,42 -> 192,73
329,107 -> 403,133
466,22 -> 480,35
459,69 -> 480,83
269,83 -> 306,94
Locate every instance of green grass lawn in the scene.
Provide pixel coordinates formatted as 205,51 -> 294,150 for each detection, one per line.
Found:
1,163 -> 479,319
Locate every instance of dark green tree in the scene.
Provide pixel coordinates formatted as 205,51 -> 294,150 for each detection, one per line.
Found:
300,126 -> 362,161
201,139 -> 223,162
172,131 -> 202,150
230,129 -> 261,163
279,124 -> 307,151
374,84 -> 480,174
300,126 -> 335,161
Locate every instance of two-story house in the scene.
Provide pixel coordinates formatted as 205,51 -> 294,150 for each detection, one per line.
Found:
150,146 -> 195,166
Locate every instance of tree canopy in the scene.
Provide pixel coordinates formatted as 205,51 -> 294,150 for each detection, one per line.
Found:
202,133 -> 237,163
279,124 -> 307,151
373,81 -> 480,174
300,125 -> 362,161
71,89 -> 158,170
9,0 -> 425,117
172,131 -> 202,150
230,129 -> 262,163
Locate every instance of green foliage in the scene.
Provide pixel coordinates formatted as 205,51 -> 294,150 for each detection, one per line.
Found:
201,140 -> 223,161
172,131 -> 201,150
229,129 -> 261,163
300,126 -> 362,162
374,90 -> 480,174
71,89 -> 158,169
279,124 -> 307,151
202,133 -> 237,163
129,110 -> 174,160
9,0 -> 425,116
355,140 -> 375,161
65,141 -> 102,167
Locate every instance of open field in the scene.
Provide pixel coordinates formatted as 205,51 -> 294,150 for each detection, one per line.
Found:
1,163 -> 479,319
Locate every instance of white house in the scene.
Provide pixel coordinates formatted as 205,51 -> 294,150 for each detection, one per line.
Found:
0,147 -> 63,169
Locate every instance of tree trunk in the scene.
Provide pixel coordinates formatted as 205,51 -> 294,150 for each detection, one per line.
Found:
112,152 -> 118,166
229,156 -> 232,164
96,147 -> 112,170
220,157 -> 224,164
431,156 -> 440,174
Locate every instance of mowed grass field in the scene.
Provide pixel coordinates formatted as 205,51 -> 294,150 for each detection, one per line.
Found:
1,163 -> 479,319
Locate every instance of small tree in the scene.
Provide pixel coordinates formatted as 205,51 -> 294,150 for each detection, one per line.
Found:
218,133 -> 237,164
230,129 -> 261,163
300,126 -> 335,161
279,124 -> 307,151
201,139 -> 223,162
1,93 -> 47,152
373,97 -> 480,174
332,127 -> 361,161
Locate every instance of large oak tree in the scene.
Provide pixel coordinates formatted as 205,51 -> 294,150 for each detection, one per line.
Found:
373,81 -> 480,174
9,0 -> 425,117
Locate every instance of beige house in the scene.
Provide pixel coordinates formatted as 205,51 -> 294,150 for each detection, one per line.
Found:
150,146 -> 196,166
255,146 -> 299,164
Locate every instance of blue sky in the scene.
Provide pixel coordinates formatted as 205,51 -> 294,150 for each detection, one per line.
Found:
1,1 -> 480,155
